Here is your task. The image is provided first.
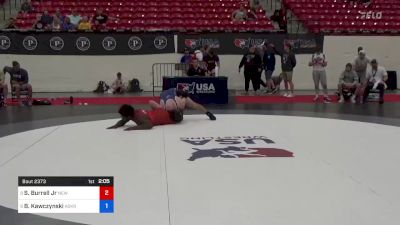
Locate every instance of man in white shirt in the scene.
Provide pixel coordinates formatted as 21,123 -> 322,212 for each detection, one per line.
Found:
353,50 -> 371,83
309,47 -> 330,103
362,59 -> 387,104
111,72 -> 126,94
68,10 -> 82,26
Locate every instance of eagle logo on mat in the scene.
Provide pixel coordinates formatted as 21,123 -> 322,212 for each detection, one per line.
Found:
188,146 -> 293,161
181,136 -> 294,161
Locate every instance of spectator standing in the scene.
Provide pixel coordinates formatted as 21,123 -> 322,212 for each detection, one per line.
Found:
78,16 -> 92,31
111,72 -> 126,94
363,59 -> 387,104
68,10 -> 82,27
354,50 -> 371,83
3,61 -> 33,106
0,71 -> 8,107
187,59 -> 207,76
20,0 -> 32,13
271,7 -> 287,31
180,48 -> 192,64
256,45 -> 267,89
273,43 -> 296,97
232,5 -> 248,21
203,49 -> 220,76
239,46 -> 262,94
362,0 -> 372,7
338,63 -> 359,103
62,17 -> 75,31
263,43 -> 276,93
309,47 -> 330,102
251,0 -> 263,11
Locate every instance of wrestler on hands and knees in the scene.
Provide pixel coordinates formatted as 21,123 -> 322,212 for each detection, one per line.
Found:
107,104 -> 183,131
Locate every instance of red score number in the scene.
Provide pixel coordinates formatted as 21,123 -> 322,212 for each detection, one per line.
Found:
100,186 -> 114,200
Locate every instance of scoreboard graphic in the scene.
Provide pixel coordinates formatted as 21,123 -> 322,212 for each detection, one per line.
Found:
18,176 -> 114,213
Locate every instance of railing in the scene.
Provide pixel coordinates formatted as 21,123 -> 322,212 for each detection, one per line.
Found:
287,18 -> 400,34
264,0 -> 282,13
151,63 -> 189,95
1,0 -> 23,22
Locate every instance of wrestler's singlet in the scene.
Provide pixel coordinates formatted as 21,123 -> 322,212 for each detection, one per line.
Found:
135,109 -> 175,126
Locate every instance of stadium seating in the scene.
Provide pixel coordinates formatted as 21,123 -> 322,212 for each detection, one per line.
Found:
284,0 -> 400,33
15,0 -> 275,32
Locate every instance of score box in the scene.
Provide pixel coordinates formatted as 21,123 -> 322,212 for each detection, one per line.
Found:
18,176 -> 114,214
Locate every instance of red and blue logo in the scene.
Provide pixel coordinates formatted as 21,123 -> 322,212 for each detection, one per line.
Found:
181,136 -> 294,161
184,38 -> 220,49
184,39 -> 200,49
234,38 -> 269,49
176,82 -> 195,94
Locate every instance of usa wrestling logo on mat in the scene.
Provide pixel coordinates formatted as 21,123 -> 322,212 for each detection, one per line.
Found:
181,136 -> 294,161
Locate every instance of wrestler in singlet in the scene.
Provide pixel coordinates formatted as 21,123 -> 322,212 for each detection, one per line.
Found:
160,88 -> 187,112
135,108 -> 176,125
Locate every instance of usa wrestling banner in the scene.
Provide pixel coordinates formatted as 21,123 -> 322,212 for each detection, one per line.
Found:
178,33 -> 324,54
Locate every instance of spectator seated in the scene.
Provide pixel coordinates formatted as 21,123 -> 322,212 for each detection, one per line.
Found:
14,0 -> 275,32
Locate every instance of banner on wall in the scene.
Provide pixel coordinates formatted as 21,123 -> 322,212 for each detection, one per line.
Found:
0,32 -> 175,55
178,33 -> 324,54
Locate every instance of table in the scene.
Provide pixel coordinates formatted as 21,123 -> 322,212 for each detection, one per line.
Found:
162,76 -> 228,104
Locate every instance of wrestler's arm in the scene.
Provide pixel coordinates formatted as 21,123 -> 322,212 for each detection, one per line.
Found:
124,117 -> 154,131
149,100 -> 162,109
107,117 -> 130,129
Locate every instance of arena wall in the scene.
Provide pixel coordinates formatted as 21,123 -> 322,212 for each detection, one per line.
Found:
0,36 -> 398,92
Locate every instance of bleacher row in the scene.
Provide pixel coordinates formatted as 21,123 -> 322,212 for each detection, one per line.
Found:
284,0 -> 400,33
15,0 -> 275,31
12,0 -> 400,33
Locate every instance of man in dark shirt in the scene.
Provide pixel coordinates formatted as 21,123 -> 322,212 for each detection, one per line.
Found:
0,71 -> 7,107
239,46 -> 263,93
180,48 -> 192,64
40,10 -> 53,29
3,61 -> 33,106
187,59 -> 207,76
93,9 -> 108,30
202,49 -> 220,76
20,0 -> 33,13
263,43 -> 277,93
272,43 -> 296,97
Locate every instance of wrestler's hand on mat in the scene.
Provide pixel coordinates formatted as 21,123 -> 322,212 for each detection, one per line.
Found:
206,111 -> 216,120
107,125 -> 119,129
